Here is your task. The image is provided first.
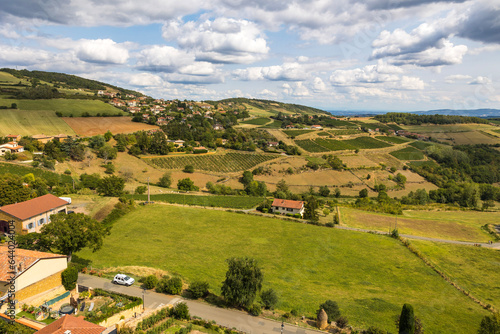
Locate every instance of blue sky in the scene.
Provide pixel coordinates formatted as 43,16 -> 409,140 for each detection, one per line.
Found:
0,0 -> 499,111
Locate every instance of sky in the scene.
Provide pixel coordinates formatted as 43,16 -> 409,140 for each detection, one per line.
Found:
0,0 -> 500,111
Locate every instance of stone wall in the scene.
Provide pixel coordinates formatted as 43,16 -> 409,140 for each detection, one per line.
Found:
17,271 -> 64,301
99,304 -> 143,328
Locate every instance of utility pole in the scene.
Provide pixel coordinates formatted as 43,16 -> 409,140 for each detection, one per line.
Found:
147,177 -> 150,203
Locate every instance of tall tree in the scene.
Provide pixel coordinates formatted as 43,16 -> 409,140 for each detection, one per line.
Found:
0,174 -> 33,206
399,304 -> 415,334
221,257 -> 263,308
97,175 -> 125,196
304,196 -> 319,221
41,212 -> 109,261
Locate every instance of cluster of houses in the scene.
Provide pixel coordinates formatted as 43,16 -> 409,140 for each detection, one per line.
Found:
0,133 -> 70,157
395,129 -> 430,140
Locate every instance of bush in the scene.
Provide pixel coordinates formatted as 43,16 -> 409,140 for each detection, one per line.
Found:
260,288 -> 278,310
188,280 -> 209,299
157,277 -> 183,295
318,300 -> 341,322
336,316 -> 348,328
183,165 -> 195,173
158,172 -> 172,188
290,308 -> 299,317
248,303 -> 262,316
362,326 -> 386,334
171,302 -> 190,320
61,266 -> 79,290
135,185 -> 147,194
142,275 -> 159,290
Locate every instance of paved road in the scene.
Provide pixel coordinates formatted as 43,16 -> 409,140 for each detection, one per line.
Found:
78,275 -> 321,334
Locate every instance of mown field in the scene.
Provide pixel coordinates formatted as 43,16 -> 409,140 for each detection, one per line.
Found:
126,193 -> 265,209
0,109 -> 75,136
409,240 -> 500,311
77,205 -> 489,333
340,207 -> 495,242
0,98 -> 126,116
145,152 -> 280,172
240,117 -> 271,125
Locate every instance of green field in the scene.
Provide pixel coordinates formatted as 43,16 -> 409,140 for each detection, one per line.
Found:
409,141 -> 433,150
295,139 -> 329,152
343,137 -> 393,149
0,98 -> 125,116
409,160 -> 437,168
240,117 -> 271,125
0,109 -> 75,136
390,147 -> 425,160
328,129 -> 362,136
126,193 -> 265,209
410,240 -> 500,311
260,120 -> 283,129
145,152 -> 280,172
375,136 -> 411,144
77,205 -> 489,333
282,129 -> 315,137
314,138 -> 357,151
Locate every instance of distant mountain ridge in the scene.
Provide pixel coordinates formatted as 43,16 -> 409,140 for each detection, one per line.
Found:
327,109 -> 500,118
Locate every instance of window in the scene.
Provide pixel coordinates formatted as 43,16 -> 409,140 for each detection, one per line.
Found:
38,218 -> 45,226
27,223 -> 34,230
287,208 -> 293,211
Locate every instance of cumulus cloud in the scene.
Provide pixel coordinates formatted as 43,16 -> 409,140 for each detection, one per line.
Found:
445,74 -> 472,83
389,41 -> 468,67
0,45 -> 51,65
75,39 -> 129,64
282,82 -> 310,97
162,18 -> 269,64
469,76 -> 492,85
233,62 -> 308,81
258,89 -> 278,97
128,73 -> 165,87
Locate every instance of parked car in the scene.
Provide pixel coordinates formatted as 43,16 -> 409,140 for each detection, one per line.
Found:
112,274 -> 135,286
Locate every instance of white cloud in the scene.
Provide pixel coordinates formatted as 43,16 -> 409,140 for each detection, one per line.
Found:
469,76 -> 492,85
162,17 -> 269,64
76,39 -> 129,64
258,89 -> 278,97
389,41 -> 468,67
128,73 -> 164,87
445,74 -> 472,83
233,62 -> 308,81
313,77 -> 326,92
282,82 -> 310,97
0,45 -> 51,65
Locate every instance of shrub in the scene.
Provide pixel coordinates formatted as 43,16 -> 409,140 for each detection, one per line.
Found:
61,266 -> 79,290
188,280 -> 209,299
336,316 -> 348,328
64,169 -> 72,175
260,288 -> 278,310
158,172 -> 172,188
362,326 -> 386,334
142,275 -> 158,290
318,300 -> 341,322
248,303 -> 262,316
157,277 -> 183,295
183,165 -> 195,173
290,308 -> 299,317
171,302 -> 190,320
135,185 -> 147,194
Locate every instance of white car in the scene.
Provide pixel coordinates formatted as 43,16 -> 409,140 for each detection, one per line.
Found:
112,274 -> 135,286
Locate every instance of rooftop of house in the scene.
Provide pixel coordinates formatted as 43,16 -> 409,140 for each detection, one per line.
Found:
35,315 -> 105,334
271,199 -> 305,210
0,246 -> 66,281
0,194 -> 69,220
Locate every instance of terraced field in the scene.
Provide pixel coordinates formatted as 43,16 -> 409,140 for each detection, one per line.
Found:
375,136 -> 411,144
145,152 -> 280,172
296,137 -> 393,152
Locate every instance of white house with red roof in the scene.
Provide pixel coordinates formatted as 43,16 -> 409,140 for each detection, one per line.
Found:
0,141 -> 24,156
0,194 -> 69,235
35,315 -> 107,334
271,199 -> 305,217
0,246 -> 67,303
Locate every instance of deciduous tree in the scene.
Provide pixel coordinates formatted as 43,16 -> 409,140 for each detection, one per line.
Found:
221,257 -> 263,308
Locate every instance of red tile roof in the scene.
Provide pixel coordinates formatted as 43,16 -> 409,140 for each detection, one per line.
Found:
0,194 -> 68,220
271,199 -> 304,210
35,315 -> 105,334
0,246 -> 66,281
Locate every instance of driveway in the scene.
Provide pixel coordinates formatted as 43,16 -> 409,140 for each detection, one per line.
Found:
78,274 -> 322,334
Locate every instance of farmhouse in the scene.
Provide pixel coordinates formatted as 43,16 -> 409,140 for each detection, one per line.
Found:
5,134 -> 21,142
0,194 -> 69,235
32,134 -> 54,144
35,315 -> 106,334
0,141 -> 24,156
271,199 -> 305,217
311,125 -> 323,129
0,246 -> 67,303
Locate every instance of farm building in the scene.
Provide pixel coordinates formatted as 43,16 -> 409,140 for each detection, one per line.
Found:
0,194 -> 69,235
0,141 -> 24,156
271,199 -> 305,217
0,246 -> 67,304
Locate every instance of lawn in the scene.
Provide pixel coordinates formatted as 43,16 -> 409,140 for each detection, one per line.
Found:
389,147 -> 425,160
0,109 -> 75,136
340,207 -> 494,242
126,193 -> 265,209
409,240 -> 500,311
77,205 -> 489,333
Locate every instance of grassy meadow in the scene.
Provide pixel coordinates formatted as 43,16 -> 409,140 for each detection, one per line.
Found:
0,98 -> 125,116
0,109 -> 75,136
340,207 -> 495,242
409,240 -> 500,310
126,193 -> 265,209
77,205 -> 490,333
